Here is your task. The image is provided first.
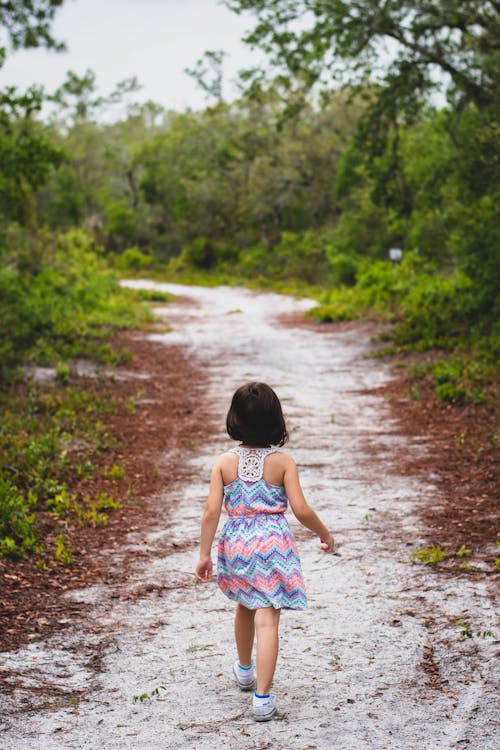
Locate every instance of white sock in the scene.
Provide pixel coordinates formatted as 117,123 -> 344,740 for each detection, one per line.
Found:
253,692 -> 270,704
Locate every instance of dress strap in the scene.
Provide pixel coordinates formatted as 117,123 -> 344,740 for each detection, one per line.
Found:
231,447 -> 276,482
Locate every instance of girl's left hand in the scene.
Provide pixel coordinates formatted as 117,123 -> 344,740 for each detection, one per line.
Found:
319,531 -> 334,553
195,556 -> 213,583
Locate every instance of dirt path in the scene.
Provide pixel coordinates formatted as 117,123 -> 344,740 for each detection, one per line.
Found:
0,283 -> 498,749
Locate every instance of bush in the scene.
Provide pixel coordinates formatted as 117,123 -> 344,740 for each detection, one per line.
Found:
0,478 -> 37,557
0,384 -> 122,560
395,272 -> 475,347
326,253 -> 359,287
114,246 -> 153,271
236,231 -> 330,284
0,227 -> 154,382
104,200 -> 138,251
430,358 -> 488,404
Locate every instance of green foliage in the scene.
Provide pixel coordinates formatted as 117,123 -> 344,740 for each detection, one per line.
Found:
327,253 -> 359,287
0,383 -> 124,560
227,2 -> 498,131
412,545 -> 447,565
106,464 -> 124,480
7,66 -> 492,367
457,621 -> 495,639
0,1 -> 66,54
0,228 -> 153,382
130,288 -> 173,303
104,201 -> 139,251
309,286 -> 371,324
76,493 -> 121,527
215,2 -> 499,349
235,231 -> 331,284
54,532 -> 72,565
309,251 -> 498,364
393,272 -> 476,348
180,237 -> 218,270
0,478 -> 37,557
46,487 -> 120,526
114,246 -> 153,271
0,83 -> 65,226
133,685 -> 167,703
55,360 -> 70,384
47,488 -> 75,518
431,359 -> 489,405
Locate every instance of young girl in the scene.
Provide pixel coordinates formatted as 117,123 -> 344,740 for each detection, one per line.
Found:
195,382 -> 334,721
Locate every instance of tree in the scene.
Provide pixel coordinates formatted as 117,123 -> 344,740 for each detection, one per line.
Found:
185,50 -> 227,103
0,0 -> 65,61
0,0 -> 67,228
224,1 -> 499,111
52,70 -> 142,123
0,87 -> 63,226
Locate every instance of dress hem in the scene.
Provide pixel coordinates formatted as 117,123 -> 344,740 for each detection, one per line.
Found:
219,586 -> 307,611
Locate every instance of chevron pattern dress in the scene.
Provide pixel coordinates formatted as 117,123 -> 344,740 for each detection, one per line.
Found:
217,447 -> 307,610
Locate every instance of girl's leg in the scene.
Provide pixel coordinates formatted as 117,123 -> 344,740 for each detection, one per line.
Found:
234,603 -> 256,667
255,607 -> 281,694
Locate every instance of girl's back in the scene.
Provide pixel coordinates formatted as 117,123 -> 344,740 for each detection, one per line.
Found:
219,448 -> 290,488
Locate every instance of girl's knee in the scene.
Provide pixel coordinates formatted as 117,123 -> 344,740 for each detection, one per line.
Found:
255,606 -> 281,629
236,603 -> 256,619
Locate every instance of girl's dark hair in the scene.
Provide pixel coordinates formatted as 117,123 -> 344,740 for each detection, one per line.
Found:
226,382 -> 288,447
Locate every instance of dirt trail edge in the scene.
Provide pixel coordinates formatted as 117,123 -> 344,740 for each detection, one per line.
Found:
0,283 -> 498,750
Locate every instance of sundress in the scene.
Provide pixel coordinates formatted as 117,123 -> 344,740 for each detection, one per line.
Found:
217,447 -> 307,610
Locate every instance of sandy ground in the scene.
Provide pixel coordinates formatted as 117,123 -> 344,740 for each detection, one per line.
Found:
0,283 -> 498,750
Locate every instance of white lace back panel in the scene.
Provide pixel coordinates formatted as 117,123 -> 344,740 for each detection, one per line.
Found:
232,447 -> 276,482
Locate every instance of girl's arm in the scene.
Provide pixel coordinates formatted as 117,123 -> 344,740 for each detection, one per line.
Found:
284,456 -> 334,552
194,461 -> 224,582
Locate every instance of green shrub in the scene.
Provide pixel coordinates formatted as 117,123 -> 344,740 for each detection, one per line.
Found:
107,464 -> 124,480
54,533 -> 73,565
0,478 -> 37,557
308,286 -> 371,323
104,201 -> 139,251
394,272 -> 475,347
181,237 -> 217,269
47,488 -> 77,518
75,493 -> 121,526
430,359 -> 488,404
114,246 -> 153,271
0,227 -> 154,382
132,288 -> 173,303
327,253 -> 359,287
412,545 -> 447,564
0,383 -> 123,560
236,231 -> 330,284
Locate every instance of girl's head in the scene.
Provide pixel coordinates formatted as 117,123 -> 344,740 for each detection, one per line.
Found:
226,382 -> 288,447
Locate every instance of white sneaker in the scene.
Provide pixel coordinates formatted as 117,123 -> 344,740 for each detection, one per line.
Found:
252,693 -> 278,722
232,659 -> 256,691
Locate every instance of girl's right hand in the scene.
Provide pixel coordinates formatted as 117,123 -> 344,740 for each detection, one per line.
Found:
195,556 -> 213,583
319,531 -> 334,553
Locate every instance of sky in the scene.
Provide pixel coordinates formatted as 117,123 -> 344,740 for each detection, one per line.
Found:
1,0 -> 262,112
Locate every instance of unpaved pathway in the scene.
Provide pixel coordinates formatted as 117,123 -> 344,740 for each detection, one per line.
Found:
0,283 -> 498,750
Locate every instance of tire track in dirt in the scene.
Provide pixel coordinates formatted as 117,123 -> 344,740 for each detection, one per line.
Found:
0,283 -> 497,750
